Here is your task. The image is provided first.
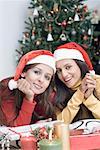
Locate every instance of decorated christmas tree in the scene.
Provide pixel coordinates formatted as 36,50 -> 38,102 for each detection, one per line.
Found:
16,0 -> 100,67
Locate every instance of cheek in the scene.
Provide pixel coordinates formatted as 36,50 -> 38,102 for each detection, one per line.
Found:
73,65 -> 81,74
74,68 -> 81,79
44,80 -> 51,88
25,73 -> 35,82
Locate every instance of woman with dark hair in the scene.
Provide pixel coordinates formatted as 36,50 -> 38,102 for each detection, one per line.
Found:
54,42 -> 100,124
0,50 -> 56,126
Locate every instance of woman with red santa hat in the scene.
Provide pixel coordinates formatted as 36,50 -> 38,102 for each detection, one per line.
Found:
0,50 -> 56,126
54,42 -> 100,124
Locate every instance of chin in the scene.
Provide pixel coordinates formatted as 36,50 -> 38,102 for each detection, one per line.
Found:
65,83 -> 73,88
35,90 -> 44,95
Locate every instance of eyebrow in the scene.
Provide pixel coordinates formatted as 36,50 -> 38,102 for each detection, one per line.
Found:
34,67 -> 53,76
57,63 -> 70,69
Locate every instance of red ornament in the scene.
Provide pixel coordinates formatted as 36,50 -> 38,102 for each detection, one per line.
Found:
61,20 -> 67,27
83,35 -> 88,41
83,5 -> 88,12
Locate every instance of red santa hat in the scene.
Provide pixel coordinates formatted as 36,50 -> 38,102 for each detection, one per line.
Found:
8,50 -> 56,90
54,42 -> 95,74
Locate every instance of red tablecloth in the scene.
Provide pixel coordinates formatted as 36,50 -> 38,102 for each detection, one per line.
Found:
70,133 -> 100,150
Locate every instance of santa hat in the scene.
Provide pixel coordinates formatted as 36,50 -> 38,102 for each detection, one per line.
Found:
8,50 -> 56,90
54,42 -> 95,74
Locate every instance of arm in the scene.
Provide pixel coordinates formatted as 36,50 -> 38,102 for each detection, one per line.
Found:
94,75 -> 100,100
83,94 -> 100,119
0,78 -> 36,126
83,75 -> 100,118
56,89 -> 85,124
1,97 -> 36,127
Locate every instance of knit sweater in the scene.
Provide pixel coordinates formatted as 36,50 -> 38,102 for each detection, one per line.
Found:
56,74 -> 100,123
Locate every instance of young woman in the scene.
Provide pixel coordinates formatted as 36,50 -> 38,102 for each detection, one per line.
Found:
0,50 -> 56,127
54,42 -> 100,124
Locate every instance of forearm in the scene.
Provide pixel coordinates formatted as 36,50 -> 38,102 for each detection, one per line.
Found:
83,94 -> 100,119
1,98 -> 36,127
11,98 -> 36,126
94,75 -> 100,100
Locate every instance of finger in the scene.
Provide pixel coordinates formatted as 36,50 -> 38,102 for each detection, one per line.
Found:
84,88 -> 94,99
85,73 -> 96,82
17,79 -> 30,92
85,80 -> 96,88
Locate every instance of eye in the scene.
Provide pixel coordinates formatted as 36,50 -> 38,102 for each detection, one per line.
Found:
65,65 -> 71,70
45,75 -> 51,81
34,70 -> 40,74
32,69 -> 41,75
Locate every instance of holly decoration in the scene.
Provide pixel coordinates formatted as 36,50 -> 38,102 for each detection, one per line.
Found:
31,126 -> 54,142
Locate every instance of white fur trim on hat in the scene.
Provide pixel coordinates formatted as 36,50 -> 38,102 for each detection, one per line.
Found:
89,70 -> 95,75
54,48 -> 85,62
8,79 -> 17,90
27,55 -> 56,73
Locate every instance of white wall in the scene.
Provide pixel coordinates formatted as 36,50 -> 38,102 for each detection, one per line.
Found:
0,0 -> 30,80
0,0 -> 100,80
85,0 -> 100,17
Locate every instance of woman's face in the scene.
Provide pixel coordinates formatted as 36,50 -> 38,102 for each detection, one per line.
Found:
23,64 -> 54,94
56,59 -> 81,88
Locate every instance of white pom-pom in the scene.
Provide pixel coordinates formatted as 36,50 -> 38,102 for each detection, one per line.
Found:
8,79 -> 17,90
89,70 -> 95,75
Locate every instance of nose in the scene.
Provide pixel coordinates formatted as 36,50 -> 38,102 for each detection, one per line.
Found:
38,75 -> 44,83
61,69 -> 69,79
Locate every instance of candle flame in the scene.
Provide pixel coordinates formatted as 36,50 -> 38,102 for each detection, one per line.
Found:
49,129 -> 52,141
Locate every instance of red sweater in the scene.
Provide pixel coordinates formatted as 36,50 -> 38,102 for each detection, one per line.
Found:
0,78 -> 54,127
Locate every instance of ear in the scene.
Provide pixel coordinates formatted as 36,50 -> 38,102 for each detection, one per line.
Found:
21,72 -> 26,78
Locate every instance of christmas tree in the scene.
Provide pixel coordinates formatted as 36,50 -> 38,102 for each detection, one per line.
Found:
16,0 -> 100,66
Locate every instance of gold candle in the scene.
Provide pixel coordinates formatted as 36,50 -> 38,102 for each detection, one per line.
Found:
54,122 -> 70,150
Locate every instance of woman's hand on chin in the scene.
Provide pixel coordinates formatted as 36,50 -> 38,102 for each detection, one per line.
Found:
17,78 -> 35,102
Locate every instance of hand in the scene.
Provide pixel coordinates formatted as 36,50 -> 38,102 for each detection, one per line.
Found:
79,75 -> 88,94
80,73 -> 96,99
84,73 -> 96,99
17,78 -> 35,102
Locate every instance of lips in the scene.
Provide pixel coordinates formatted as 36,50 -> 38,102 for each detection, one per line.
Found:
33,83 -> 42,90
64,77 -> 72,83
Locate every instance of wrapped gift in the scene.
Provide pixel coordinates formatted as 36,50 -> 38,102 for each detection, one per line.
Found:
70,132 -> 100,150
70,119 -> 100,150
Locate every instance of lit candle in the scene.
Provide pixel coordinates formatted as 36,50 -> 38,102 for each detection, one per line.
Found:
20,135 -> 37,150
39,139 -> 62,150
48,128 -> 53,141
54,122 -> 70,150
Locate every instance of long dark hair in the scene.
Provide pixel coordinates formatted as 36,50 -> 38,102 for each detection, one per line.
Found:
54,60 -> 89,110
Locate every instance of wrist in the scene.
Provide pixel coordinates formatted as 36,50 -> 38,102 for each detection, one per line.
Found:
25,95 -> 34,102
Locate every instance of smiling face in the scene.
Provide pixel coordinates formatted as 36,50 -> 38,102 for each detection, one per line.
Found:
56,59 -> 81,88
23,64 -> 54,94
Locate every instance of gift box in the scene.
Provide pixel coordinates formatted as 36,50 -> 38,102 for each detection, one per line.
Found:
70,119 -> 100,150
70,133 -> 100,150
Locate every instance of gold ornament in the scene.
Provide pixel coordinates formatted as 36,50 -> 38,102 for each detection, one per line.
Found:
53,3 -> 59,12
36,40 -> 41,46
